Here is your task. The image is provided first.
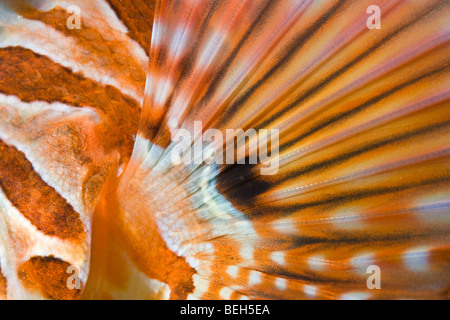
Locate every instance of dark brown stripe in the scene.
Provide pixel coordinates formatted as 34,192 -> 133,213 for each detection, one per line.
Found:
217,120 -> 450,219
256,0 -> 446,129
18,256 -> 81,300
282,63 -> 450,150
106,0 -> 155,55
0,46 -> 140,163
195,0 -> 277,111
0,139 -> 84,240
222,113 -> 450,200
138,1 -> 218,144
236,174 -> 450,220
283,176 -> 450,216
285,119 -> 450,180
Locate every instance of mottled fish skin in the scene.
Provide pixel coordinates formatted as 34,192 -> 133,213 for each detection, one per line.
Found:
0,0 -> 152,300
0,0 -> 449,300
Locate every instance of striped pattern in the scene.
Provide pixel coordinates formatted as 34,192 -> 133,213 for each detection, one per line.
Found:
0,0 -> 449,300
117,0 -> 450,300
0,0 -> 153,299
0,139 -> 84,239
106,0 -> 154,55
0,47 -> 141,162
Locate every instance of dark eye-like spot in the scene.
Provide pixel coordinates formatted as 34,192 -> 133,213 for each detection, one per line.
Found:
217,161 -> 273,218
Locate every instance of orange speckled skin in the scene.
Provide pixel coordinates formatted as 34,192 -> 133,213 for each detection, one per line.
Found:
18,256 -> 82,300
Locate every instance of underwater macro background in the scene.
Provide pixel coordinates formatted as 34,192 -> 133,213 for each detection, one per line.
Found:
0,0 -> 449,300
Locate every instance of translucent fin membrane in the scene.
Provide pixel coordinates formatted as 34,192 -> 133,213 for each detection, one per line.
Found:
116,0 -> 450,299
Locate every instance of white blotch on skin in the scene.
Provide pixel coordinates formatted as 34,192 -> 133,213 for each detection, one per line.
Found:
219,287 -> 234,300
304,285 -> 317,298
249,270 -> 262,285
240,245 -> 254,262
403,247 -> 430,272
340,292 -> 371,300
308,255 -> 326,271
154,78 -> 173,107
275,278 -> 287,290
226,266 -> 239,279
272,218 -> 298,234
333,207 -> 366,230
151,21 -> 165,48
271,251 -> 286,265
350,252 -> 375,273
170,25 -> 189,59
